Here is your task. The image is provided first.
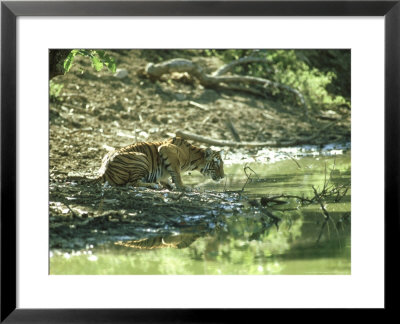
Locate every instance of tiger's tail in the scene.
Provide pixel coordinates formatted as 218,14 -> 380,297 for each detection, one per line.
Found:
67,151 -> 112,185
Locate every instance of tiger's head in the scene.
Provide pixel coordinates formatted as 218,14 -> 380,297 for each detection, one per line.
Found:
200,148 -> 225,181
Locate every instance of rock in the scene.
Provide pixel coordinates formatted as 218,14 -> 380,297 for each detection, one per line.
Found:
175,93 -> 186,100
114,68 -> 128,79
160,117 -> 169,124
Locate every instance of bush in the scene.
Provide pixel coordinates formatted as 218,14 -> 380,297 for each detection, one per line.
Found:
202,49 -> 351,112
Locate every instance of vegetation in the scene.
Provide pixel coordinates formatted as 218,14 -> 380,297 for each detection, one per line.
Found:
49,49 -> 116,79
202,49 -> 350,112
49,80 -> 64,103
63,49 -> 117,74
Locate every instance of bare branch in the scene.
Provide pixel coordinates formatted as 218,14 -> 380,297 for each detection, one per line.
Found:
177,130 -> 282,148
176,127 -> 335,148
212,56 -> 270,76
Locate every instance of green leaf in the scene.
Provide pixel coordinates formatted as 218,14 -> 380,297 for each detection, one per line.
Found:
107,61 -> 117,73
96,50 -> 106,59
91,56 -> 103,71
63,51 -> 77,73
104,56 -> 117,73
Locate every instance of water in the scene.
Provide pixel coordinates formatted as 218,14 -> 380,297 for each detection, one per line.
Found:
50,146 -> 351,275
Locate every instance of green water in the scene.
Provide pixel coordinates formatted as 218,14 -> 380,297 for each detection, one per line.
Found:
50,151 -> 351,275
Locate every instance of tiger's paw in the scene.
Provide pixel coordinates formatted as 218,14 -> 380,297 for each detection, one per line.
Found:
160,181 -> 174,191
149,183 -> 161,190
130,181 -> 161,190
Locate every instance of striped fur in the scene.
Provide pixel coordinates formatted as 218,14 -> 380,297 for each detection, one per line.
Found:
94,137 -> 224,190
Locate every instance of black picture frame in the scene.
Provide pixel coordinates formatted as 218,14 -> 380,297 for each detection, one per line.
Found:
1,0 -> 398,322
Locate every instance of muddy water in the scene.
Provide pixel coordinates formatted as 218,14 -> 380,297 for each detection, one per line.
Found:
50,146 -> 351,275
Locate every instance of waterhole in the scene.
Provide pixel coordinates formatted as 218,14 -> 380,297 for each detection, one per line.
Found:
50,145 -> 350,275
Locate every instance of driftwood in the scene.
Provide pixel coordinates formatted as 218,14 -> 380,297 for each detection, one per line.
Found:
144,57 -> 307,110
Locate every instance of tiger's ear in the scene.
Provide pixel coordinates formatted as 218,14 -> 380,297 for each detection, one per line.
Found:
219,150 -> 225,157
205,148 -> 213,158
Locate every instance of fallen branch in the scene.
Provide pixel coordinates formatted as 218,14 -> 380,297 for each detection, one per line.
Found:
224,84 -> 269,98
176,127 -> 335,148
177,130 -> 279,148
212,56 -> 270,76
144,57 -> 307,110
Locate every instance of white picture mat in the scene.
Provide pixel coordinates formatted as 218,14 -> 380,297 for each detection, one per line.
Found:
17,17 -> 384,308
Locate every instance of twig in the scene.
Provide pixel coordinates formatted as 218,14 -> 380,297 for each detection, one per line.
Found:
262,209 -> 281,230
189,101 -> 208,111
285,153 -> 301,169
61,200 -> 79,218
241,164 -> 258,192
261,194 -> 313,207
312,185 -> 330,243
226,118 -> 241,142
316,218 -> 329,243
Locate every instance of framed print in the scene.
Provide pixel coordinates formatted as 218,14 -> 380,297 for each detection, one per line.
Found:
1,0 -> 398,322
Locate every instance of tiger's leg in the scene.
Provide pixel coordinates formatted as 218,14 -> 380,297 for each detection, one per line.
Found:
158,145 -> 189,191
104,152 -> 149,186
118,152 -> 162,189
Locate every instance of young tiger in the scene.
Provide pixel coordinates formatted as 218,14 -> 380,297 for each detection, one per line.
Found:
93,137 -> 224,191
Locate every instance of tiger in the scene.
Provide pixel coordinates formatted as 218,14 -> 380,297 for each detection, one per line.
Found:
91,137 -> 224,191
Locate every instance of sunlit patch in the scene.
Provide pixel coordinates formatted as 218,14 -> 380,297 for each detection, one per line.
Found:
223,142 -> 350,165
88,255 -> 98,262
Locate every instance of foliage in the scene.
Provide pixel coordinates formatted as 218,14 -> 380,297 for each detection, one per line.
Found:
296,49 -> 351,99
49,80 -> 64,103
63,49 -> 117,74
202,49 -> 351,112
265,50 -> 349,110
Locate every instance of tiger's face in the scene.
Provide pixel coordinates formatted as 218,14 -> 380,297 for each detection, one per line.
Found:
201,148 -> 225,181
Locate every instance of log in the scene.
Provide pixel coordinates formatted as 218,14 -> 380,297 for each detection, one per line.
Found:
176,123 -> 335,148
176,130 -> 274,147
